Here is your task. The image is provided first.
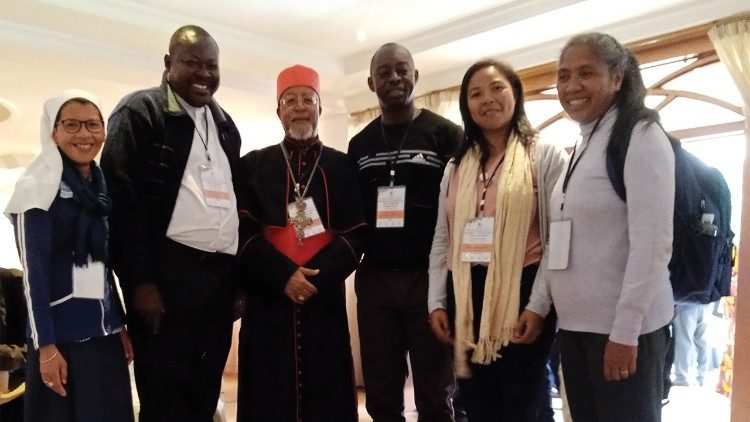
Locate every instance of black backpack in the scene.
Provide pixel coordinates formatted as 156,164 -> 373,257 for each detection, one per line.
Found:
606,124 -> 735,304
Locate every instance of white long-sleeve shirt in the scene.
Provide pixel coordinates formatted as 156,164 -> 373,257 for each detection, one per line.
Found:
166,94 -> 239,254
526,108 -> 675,346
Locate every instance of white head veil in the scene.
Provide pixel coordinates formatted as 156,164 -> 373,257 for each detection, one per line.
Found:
4,89 -> 103,218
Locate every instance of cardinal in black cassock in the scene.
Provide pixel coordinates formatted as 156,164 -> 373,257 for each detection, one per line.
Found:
236,64 -> 366,422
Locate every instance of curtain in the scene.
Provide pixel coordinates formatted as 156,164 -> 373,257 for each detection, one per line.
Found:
414,88 -> 461,125
708,14 -> 750,413
348,107 -> 381,139
709,17 -> 750,112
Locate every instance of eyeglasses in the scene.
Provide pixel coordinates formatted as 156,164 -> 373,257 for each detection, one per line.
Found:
279,94 -> 319,108
56,119 -> 104,134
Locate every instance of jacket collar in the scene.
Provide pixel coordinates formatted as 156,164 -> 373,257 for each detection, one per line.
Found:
160,78 -> 229,125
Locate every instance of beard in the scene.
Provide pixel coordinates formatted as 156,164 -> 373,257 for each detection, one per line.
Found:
288,122 -> 317,141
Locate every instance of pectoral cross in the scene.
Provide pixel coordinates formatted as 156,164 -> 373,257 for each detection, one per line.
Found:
290,196 -> 312,245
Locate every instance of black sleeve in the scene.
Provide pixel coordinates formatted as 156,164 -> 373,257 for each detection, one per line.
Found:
237,152 -> 299,300
304,155 -> 365,298
237,232 -> 300,300
443,121 -> 464,160
100,103 -> 157,294
304,227 -> 363,300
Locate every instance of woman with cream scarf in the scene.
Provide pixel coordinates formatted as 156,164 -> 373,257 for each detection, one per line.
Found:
428,60 -> 566,421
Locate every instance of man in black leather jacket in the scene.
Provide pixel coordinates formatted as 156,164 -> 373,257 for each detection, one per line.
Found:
101,25 -> 242,422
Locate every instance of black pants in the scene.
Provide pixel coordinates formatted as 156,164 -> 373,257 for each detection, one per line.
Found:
25,334 -> 133,422
356,262 -> 454,422
129,240 -> 235,422
447,265 -> 556,422
558,326 -> 669,422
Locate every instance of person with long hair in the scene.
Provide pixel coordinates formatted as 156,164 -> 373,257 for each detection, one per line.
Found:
428,59 -> 566,420
515,33 -> 675,421
6,90 -> 133,421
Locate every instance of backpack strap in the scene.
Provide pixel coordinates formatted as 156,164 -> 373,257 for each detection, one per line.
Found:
605,126 -> 631,202
605,120 -> 675,202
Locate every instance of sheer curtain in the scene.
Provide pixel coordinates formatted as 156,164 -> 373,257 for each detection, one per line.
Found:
708,14 -> 750,420
414,88 -> 462,125
709,16 -> 750,113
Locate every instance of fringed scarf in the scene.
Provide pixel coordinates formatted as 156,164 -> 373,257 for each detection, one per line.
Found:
60,154 -> 112,267
450,133 -> 534,378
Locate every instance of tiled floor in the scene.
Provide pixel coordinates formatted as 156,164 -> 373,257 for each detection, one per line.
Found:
131,371 -> 731,421
213,376 -> 730,422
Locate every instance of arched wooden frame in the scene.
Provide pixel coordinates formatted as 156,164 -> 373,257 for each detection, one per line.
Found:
519,25 -> 745,138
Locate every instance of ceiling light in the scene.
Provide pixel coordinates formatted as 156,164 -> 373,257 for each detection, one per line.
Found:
357,30 -> 367,42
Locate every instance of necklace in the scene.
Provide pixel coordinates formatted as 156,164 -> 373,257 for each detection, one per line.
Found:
479,154 -> 505,216
280,141 -> 324,244
187,106 -> 211,171
379,111 -> 416,187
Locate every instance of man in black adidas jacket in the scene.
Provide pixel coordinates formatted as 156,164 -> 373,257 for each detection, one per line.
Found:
347,43 -> 462,422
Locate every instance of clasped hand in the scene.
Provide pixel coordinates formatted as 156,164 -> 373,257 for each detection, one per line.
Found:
284,267 -> 319,304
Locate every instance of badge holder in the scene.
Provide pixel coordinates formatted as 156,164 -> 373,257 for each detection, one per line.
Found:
460,217 -> 495,263
200,166 -> 232,208
547,220 -> 572,270
376,186 -> 406,228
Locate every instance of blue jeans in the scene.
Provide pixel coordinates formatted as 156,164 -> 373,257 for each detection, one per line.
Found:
673,302 -> 715,386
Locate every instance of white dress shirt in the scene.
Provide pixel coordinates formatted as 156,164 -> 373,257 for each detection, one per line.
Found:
166,94 -> 239,254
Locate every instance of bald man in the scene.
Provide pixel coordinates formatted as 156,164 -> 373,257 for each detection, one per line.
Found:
101,25 -> 242,421
348,43 -> 462,422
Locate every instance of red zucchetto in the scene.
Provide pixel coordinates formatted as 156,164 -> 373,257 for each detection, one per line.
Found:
276,64 -> 320,101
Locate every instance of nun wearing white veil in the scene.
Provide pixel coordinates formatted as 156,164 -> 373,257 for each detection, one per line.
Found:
6,90 -> 134,421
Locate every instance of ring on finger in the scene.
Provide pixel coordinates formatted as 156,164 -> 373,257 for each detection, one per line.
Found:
619,370 -> 629,375
297,295 -> 305,301
45,381 -> 54,387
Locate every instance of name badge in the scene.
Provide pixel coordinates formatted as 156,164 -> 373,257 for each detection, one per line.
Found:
461,217 -> 494,263
287,197 -> 326,239
376,186 -> 406,228
72,259 -> 105,300
200,167 -> 232,208
548,220 -> 572,270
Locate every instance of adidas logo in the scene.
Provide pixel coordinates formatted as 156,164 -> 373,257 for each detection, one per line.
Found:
411,153 -> 426,162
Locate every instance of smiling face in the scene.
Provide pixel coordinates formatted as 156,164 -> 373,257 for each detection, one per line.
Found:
53,101 -> 105,172
277,86 -> 321,141
368,46 -> 419,109
557,44 -> 622,124
466,66 -> 517,139
165,36 -> 220,107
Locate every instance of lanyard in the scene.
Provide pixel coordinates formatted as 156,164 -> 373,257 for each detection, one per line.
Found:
479,155 -> 505,216
380,118 -> 414,187
187,106 -> 211,163
560,115 -> 603,212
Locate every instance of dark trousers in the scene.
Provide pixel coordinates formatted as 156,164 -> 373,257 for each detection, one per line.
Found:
448,265 -> 556,422
356,262 -> 454,422
559,326 -> 670,422
129,240 -> 235,422
25,334 -> 133,422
